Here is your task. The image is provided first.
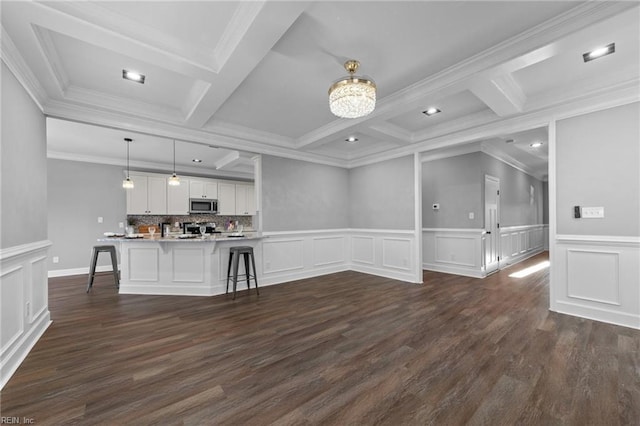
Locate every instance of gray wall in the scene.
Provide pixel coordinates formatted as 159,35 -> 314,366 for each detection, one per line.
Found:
543,181 -> 549,225
1,62 -> 47,248
480,153 -> 544,227
47,159 -> 127,270
422,151 -> 546,228
556,102 -> 640,236
349,155 -> 415,230
422,152 -> 483,228
261,155 -> 349,231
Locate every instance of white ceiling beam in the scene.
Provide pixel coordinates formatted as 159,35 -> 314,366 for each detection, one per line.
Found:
185,2 -> 310,128
469,73 -> 526,117
215,151 -> 241,170
294,1 -> 636,151
359,124 -> 412,146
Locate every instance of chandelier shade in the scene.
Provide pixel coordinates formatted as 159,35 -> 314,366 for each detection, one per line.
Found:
329,60 -> 376,119
168,139 -> 180,186
122,137 -> 134,189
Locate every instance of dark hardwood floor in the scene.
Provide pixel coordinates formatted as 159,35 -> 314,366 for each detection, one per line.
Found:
1,252 -> 638,425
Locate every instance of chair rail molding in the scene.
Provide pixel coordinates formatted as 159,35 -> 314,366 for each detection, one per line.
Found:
552,234 -> 640,329
0,240 -> 52,390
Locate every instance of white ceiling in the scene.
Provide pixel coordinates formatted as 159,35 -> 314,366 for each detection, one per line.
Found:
2,1 -> 639,181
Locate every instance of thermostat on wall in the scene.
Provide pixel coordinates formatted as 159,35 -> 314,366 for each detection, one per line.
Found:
432,203 -> 440,210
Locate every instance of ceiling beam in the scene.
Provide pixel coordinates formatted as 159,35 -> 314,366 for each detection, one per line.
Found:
469,73 -> 526,117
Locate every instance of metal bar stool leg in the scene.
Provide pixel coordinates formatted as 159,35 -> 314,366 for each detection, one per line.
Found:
109,247 -> 120,288
243,252 -> 251,292
86,247 -> 98,292
226,250 -> 234,294
232,249 -> 240,300
250,250 -> 259,295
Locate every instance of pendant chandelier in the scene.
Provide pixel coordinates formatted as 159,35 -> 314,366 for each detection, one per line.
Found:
168,139 -> 180,186
122,138 -> 134,189
328,60 -> 376,119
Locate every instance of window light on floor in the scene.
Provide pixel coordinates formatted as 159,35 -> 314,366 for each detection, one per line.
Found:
508,260 -> 550,278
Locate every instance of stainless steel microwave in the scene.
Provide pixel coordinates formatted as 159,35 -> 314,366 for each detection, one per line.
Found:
189,198 -> 218,214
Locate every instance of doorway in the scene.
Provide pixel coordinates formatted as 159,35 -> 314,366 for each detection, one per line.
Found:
484,175 -> 500,274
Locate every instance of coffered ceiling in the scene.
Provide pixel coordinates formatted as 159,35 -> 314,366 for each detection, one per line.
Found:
2,1 -> 638,180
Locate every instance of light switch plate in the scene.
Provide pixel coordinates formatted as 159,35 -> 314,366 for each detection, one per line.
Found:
468,212 -> 474,219
98,216 -> 103,223
581,206 -> 604,218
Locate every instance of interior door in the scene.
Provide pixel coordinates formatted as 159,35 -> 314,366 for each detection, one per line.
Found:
484,175 -> 500,274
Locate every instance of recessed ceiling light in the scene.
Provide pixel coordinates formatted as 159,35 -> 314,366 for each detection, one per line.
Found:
422,107 -> 441,116
122,69 -> 145,84
530,142 -> 543,148
345,136 -> 358,143
582,43 -> 615,62
192,158 -> 202,163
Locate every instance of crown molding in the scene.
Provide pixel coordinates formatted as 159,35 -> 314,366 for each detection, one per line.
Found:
294,2 -> 636,151
31,25 -> 68,97
43,101 -> 349,169
348,79 -> 639,169
204,120 -> 296,149
39,1 -> 219,73
63,85 -> 185,123
420,144 -> 481,163
1,27 -> 47,111
480,143 -> 544,181
411,109 -> 499,143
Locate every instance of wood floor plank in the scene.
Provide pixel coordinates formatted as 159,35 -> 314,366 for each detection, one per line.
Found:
1,253 -> 639,425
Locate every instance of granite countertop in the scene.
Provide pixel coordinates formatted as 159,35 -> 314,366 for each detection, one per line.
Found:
99,232 -> 263,243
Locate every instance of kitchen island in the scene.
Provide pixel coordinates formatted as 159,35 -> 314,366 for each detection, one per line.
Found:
100,233 -> 263,296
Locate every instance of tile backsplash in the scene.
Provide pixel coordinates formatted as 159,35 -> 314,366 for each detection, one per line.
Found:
128,214 -> 253,232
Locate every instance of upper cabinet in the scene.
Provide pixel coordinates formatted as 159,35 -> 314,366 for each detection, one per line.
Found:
126,172 -> 253,216
189,179 -> 218,199
217,182 -> 236,215
235,184 -> 256,216
167,177 -> 190,215
126,173 -> 167,215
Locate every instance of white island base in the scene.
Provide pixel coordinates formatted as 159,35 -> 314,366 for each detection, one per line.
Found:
112,235 -> 263,297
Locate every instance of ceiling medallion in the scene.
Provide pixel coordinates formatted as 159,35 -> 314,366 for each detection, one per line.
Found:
329,60 -> 376,119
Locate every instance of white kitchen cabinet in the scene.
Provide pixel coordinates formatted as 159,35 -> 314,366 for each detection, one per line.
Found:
218,182 -> 236,215
235,184 -> 256,216
167,177 -> 190,215
126,174 -> 167,215
189,179 -> 218,199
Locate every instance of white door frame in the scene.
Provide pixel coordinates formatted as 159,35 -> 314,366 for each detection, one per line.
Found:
484,174 -> 501,274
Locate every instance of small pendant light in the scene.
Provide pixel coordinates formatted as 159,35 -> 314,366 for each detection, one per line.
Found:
122,138 -> 134,189
168,139 -> 180,186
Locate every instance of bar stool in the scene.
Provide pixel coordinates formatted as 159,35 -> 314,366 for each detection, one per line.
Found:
86,245 -> 119,292
226,246 -> 259,300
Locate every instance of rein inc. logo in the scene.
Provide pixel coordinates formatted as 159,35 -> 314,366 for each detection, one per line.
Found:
0,417 -> 34,424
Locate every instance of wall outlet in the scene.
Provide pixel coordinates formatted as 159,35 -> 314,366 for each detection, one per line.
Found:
118,222 -> 124,229
581,206 -> 604,218
98,216 -> 103,223
52,256 -> 59,263
469,212 -> 475,220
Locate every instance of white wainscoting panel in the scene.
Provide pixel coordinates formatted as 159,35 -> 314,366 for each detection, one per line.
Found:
0,241 -> 52,390
172,247 -> 205,283
261,229 -> 419,285
423,229 -> 485,278
382,238 -> 412,271
552,235 -> 639,329
352,236 -> 375,265
313,236 -> 346,267
262,238 -> 305,275
567,249 -> 620,305
127,247 -> 160,281
499,225 -> 546,268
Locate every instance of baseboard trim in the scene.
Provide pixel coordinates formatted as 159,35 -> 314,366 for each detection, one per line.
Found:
0,310 -> 51,389
422,262 -> 485,279
49,264 -> 120,278
261,264 -> 349,286
351,264 -> 421,284
553,301 -> 640,330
